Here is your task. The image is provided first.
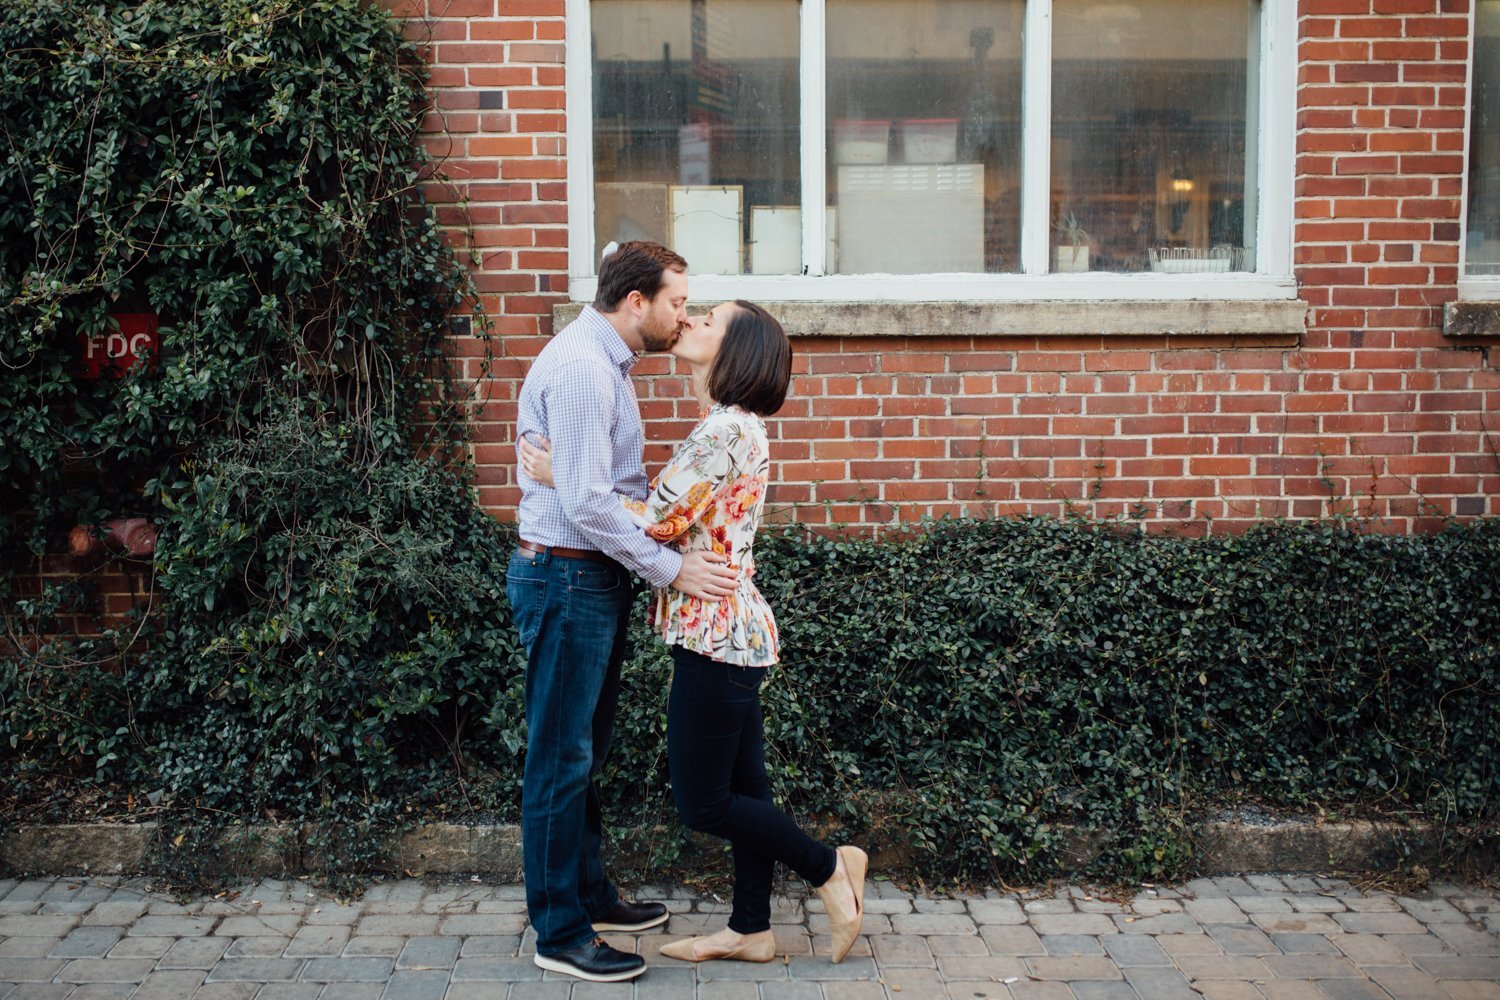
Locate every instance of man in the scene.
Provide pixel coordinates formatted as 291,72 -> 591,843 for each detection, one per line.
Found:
507,241 -> 739,983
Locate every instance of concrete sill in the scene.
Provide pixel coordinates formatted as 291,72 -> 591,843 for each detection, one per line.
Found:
554,300 -> 1308,340
1444,301 -> 1500,339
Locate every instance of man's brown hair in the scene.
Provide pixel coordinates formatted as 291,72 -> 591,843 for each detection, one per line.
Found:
593,241 -> 688,311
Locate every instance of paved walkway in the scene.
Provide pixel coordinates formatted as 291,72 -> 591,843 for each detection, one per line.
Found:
0,874 -> 1497,999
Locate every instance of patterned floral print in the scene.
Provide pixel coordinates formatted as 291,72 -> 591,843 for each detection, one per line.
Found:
621,404 -> 779,667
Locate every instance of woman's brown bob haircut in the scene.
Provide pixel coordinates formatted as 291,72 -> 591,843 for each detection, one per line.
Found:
593,241 -> 687,311
707,301 -> 793,417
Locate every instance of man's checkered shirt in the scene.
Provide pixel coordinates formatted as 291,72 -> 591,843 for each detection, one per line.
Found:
514,306 -> 682,589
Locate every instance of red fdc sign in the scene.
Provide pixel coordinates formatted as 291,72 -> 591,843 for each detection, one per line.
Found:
78,313 -> 159,379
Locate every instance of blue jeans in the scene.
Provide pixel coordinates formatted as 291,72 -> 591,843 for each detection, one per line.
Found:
507,546 -> 635,955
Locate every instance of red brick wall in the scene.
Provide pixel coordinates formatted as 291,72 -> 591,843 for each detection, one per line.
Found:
405,0 -> 1499,534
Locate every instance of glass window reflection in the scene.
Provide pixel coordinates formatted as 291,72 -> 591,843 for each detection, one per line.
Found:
592,0 -> 801,275
1051,0 -> 1260,274
827,0 -> 1025,274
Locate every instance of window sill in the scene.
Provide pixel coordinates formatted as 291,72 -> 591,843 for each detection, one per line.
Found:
1444,300 -> 1500,339
554,298 -> 1308,340
1456,276 -> 1500,300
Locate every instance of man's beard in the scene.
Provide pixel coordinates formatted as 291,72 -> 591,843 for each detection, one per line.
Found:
640,319 -> 680,352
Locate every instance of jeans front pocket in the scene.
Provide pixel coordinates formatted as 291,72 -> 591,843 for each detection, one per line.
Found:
570,563 -> 627,595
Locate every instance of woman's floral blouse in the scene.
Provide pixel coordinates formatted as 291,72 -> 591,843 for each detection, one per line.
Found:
623,403 -> 779,667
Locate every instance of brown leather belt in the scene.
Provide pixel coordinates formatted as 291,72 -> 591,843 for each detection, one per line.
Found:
518,538 -> 615,564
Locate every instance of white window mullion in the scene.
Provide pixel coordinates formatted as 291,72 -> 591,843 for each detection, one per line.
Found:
1243,2 -> 1262,265
800,0 -> 828,277
1458,0 -> 1478,281
565,0 -> 596,281
1020,0 -> 1053,275
1255,0 -> 1295,278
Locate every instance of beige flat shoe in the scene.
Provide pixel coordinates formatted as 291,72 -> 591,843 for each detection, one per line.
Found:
658,931 -> 776,963
817,845 -> 868,963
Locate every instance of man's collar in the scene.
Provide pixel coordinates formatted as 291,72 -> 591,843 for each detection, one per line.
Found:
580,305 -> 639,372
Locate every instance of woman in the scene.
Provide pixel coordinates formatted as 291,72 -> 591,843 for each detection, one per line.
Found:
519,300 -> 868,964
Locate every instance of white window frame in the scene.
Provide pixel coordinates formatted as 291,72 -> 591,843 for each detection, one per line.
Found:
566,0 -> 1297,302
1459,0 -> 1500,299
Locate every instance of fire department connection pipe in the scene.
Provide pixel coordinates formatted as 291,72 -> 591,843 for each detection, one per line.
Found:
68,518 -> 158,559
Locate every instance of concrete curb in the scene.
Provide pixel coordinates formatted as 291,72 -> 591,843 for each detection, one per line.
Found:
1,817 -> 1489,878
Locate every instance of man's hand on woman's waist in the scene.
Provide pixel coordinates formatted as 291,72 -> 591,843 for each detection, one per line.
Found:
672,550 -> 739,600
521,433 -> 738,599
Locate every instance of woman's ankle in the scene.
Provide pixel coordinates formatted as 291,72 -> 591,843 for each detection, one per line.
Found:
818,851 -> 846,888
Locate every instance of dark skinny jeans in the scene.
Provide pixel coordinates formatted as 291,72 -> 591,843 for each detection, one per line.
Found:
666,645 -> 838,934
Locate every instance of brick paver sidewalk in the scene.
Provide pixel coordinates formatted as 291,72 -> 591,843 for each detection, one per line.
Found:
0,875 -> 1496,999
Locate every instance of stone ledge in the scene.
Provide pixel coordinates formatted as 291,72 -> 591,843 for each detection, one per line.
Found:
554,300 -> 1308,339
0,823 -> 156,875
1444,300 -> 1500,338
2,818 -> 1487,879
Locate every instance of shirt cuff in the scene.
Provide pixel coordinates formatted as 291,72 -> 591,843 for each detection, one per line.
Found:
639,547 -> 683,590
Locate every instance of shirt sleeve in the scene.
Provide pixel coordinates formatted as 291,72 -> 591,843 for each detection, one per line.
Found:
545,360 -> 683,588
627,414 -> 742,544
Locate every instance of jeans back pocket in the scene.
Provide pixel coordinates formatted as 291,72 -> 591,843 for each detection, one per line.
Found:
726,665 -> 766,692
506,551 -> 549,648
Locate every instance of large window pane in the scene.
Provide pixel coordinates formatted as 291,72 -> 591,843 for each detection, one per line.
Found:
1051,0 -> 1259,274
592,0 -> 799,275
1468,0 -> 1500,276
827,0 -> 1024,274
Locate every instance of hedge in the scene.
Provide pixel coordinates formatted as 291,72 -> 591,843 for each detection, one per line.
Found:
0,0 -> 496,876
5,512 -> 1498,881
747,516 -> 1500,876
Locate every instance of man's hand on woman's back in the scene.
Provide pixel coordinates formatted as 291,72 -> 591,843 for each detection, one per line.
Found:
519,434 -> 554,487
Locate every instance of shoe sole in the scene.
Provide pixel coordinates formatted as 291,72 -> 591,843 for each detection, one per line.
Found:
532,954 -> 646,982
592,911 -> 669,933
